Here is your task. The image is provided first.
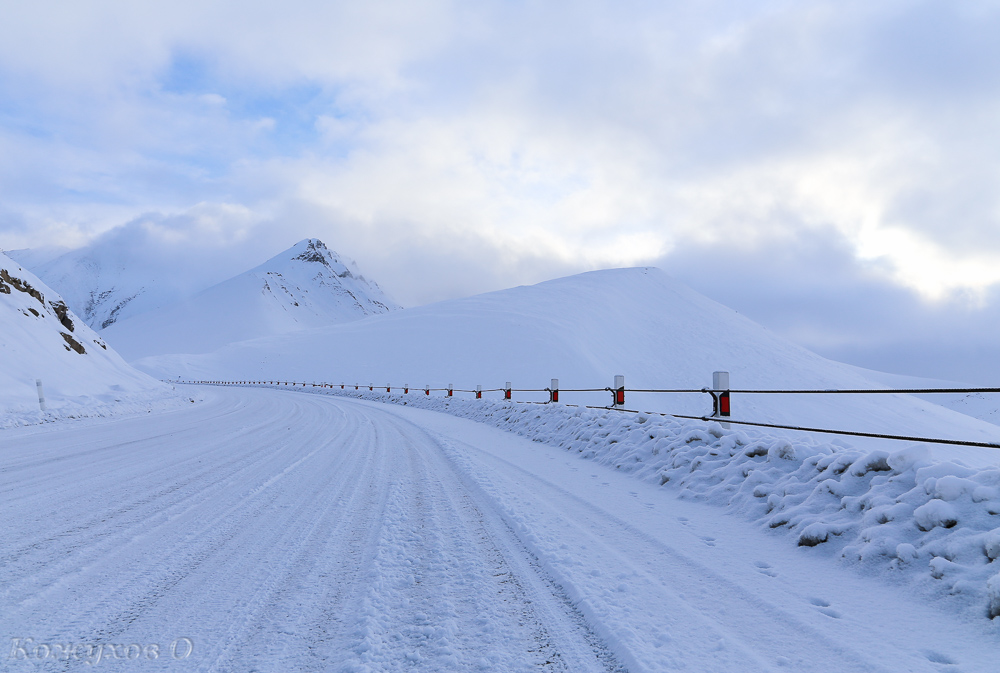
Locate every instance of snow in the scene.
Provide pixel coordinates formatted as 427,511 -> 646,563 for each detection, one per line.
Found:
0,251 -> 179,428
136,267 -> 1000,460
3,385 -> 997,671
5,260 -> 1000,669
102,239 -> 400,360
7,242 -> 190,330
272,383 -> 1000,625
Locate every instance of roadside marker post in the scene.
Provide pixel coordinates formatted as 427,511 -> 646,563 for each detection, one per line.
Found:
425,385 -> 430,396
404,384 -> 409,394
476,385 -> 482,399
36,379 -> 46,412
549,379 -> 559,403
712,371 -> 731,429
448,384 -> 453,398
504,382 -> 512,400
614,374 -> 625,407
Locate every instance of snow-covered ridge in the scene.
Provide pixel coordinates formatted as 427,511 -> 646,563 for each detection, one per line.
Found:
258,383 -> 1000,621
0,252 -> 178,428
137,267 -> 1000,459
102,238 -> 400,361
7,244 -> 168,330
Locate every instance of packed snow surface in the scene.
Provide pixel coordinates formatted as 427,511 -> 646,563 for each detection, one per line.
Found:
3,385 -> 997,671
0,251 -> 176,427
103,239 -> 400,360
319,384 -> 1000,625
138,267 -> 1000,460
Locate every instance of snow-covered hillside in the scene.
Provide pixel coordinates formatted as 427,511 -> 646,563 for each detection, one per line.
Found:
137,267 -> 1000,462
103,239 -> 400,361
0,252 -> 175,426
8,243 -> 186,330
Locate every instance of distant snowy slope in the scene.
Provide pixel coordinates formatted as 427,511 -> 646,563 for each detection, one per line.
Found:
8,243 -> 185,330
137,267 -> 1000,463
0,252 -> 172,425
103,239 -> 400,360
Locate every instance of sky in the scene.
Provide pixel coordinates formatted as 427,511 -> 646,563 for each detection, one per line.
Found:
1,0 -> 999,383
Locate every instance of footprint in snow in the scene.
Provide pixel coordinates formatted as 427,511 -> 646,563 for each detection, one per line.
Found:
808,598 -> 841,618
922,651 -> 957,666
677,517 -> 690,525
700,536 -> 716,547
754,561 -> 778,577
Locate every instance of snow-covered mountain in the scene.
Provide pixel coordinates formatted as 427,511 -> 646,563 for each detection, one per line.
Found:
0,251 -> 170,424
7,243 -> 186,330
102,239 -> 400,361
136,266 -> 1000,463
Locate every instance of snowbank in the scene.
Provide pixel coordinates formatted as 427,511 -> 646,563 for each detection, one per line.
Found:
269,384 -> 1000,621
0,252 -> 181,428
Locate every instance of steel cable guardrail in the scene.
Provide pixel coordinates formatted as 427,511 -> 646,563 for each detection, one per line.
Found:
173,373 -> 1000,450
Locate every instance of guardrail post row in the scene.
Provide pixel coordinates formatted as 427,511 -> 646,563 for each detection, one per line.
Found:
614,374 -> 625,407
476,384 -> 482,399
448,384 -> 453,398
550,378 -> 559,403
504,382 -> 512,400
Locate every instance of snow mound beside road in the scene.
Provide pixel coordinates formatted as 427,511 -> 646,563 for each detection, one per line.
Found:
310,386 -> 1000,620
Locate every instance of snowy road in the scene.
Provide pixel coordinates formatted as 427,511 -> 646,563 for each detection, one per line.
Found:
2,387 -> 997,671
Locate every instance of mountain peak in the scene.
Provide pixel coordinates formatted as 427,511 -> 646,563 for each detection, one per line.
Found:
101,239 -> 401,360
291,239 -> 332,266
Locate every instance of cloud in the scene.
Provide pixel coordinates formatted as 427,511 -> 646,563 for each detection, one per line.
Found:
2,1 -> 1000,380
653,226 -> 1000,385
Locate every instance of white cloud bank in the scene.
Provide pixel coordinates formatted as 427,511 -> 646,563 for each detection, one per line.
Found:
2,0 -> 1000,380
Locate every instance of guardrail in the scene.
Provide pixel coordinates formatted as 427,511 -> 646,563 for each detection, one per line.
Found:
174,374 -> 1000,450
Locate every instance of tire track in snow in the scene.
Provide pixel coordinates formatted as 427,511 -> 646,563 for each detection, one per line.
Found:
336,410 -> 626,673
418,430 -> 902,673
2,387 -> 630,672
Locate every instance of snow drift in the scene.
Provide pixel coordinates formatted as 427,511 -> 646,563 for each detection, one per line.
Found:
0,252 -> 175,427
103,239 -> 400,361
138,267 -> 1000,462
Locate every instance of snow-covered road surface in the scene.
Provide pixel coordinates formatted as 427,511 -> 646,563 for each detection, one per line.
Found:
2,387 -> 996,671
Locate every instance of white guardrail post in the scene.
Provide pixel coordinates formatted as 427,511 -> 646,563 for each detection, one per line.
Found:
712,370 -> 731,429
614,374 -> 625,407
36,379 -> 46,412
